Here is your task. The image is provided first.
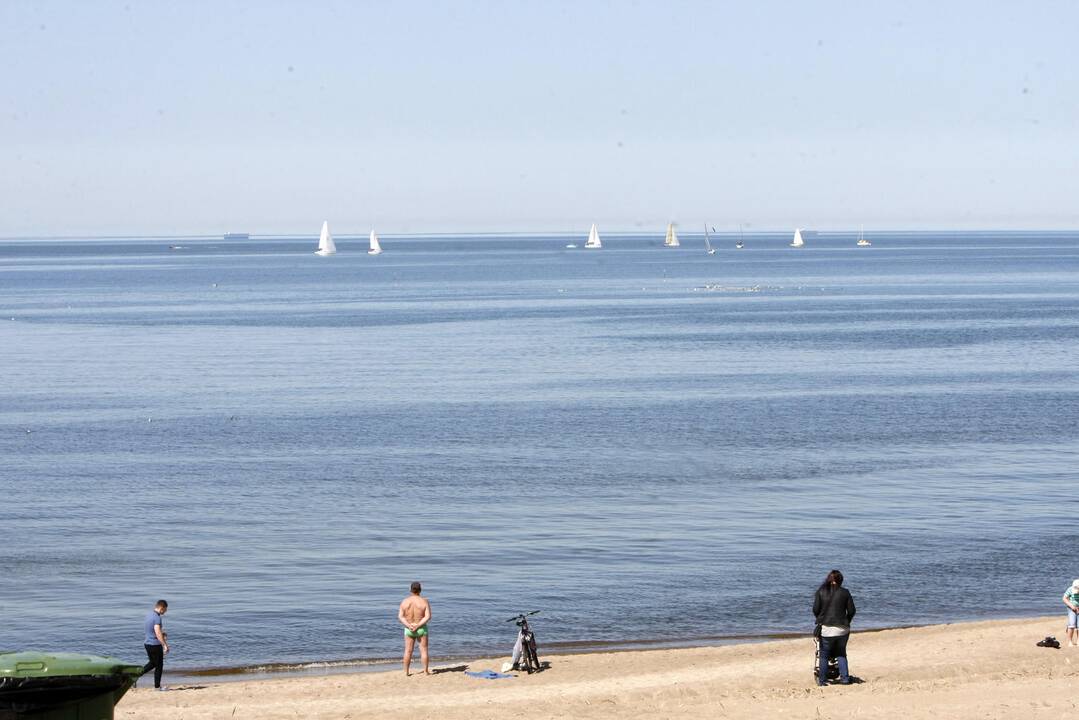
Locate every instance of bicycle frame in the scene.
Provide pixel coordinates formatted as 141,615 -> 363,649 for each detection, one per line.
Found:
507,611 -> 541,673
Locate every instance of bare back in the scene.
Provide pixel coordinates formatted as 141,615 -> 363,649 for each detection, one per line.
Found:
398,591 -> 431,675
399,594 -> 431,627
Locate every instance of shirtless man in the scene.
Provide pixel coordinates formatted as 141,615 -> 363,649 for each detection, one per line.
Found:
398,581 -> 431,676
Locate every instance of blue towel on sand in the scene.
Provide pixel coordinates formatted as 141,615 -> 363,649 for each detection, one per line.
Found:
465,669 -> 514,680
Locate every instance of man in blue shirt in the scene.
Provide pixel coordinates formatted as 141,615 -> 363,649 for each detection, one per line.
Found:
141,599 -> 170,690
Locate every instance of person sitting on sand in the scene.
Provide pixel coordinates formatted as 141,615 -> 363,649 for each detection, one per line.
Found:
398,581 -> 431,676
1063,579 -> 1079,647
813,570 -> 856,686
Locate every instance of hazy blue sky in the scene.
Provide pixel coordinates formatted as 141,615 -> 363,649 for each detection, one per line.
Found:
2,1 -> 1076,236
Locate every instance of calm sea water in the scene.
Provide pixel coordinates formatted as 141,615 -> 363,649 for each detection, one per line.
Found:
2,231 -> 1078,676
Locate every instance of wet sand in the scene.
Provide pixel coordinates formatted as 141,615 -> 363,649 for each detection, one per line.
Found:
118,616 -> 1078,720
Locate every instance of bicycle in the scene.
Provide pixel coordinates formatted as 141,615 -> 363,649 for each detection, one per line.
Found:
506,611 -> 541,673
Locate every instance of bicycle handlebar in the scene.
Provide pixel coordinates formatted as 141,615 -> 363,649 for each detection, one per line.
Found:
505,610 -> 541,622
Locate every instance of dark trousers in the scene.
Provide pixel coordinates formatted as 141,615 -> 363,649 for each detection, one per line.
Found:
818,633 -> 850,684
143,644 -> 164,688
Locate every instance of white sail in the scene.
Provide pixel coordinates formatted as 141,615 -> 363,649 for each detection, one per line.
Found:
790,228 -> 805,248
664,222 -> 680,247
703,224 -> 715,255
368,230 -> 383,255
315,221 -> 337,255
857,225 -> 871,246
585,223 -> 602,249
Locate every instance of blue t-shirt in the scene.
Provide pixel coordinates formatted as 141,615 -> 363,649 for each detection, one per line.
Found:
144,610 -> 163,645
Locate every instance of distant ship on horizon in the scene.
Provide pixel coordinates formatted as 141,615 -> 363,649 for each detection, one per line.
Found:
223,232 -> 250,240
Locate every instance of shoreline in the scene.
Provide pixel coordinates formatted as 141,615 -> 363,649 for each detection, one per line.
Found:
168,635 -> 799,685
120,615 -> 1079,719
167,625 -> 926,685
162,611 -> 1041,685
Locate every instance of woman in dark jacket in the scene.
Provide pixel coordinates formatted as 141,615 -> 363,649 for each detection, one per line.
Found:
812,569 -> 856,686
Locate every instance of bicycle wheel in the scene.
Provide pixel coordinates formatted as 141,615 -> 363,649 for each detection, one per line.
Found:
526,639 -> 540,673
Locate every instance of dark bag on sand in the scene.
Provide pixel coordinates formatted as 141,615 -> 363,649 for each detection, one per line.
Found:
1036,636 -> 1061,649
813,623 -> 822,639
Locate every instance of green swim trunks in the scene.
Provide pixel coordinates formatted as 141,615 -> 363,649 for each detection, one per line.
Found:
404,625 -> 428,639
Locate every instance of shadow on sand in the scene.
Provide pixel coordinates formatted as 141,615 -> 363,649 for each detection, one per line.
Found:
431,665 -> 469,675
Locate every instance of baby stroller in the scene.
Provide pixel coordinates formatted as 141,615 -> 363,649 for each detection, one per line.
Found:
813,637 -> 840,684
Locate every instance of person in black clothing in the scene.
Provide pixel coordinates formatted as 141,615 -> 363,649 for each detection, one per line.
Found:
813,569 -> 856,686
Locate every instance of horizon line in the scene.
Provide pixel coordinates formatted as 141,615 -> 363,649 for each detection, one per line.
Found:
2,227 -> 1079,242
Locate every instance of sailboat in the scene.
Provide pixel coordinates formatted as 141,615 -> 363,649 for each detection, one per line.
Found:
664,222 -> 680,248
736,225 -> 744,249
585,223 -> 602,249
856,226 -> 871,247
315,221 -> 337,256
790,228 -> 805,248
703,225 -> 716,255
368,230 -> 383,255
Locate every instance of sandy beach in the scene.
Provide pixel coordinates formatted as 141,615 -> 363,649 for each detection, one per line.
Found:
118,616 -> 1078,720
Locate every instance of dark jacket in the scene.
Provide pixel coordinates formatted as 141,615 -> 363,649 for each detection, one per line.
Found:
813,585 -> 856,627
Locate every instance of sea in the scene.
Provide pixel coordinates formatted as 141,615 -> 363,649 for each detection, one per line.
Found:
2,230 -> 1078,679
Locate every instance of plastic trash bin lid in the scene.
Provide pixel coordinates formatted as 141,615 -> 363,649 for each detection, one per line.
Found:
0,651 -> 145,715
0,652 -> 143,679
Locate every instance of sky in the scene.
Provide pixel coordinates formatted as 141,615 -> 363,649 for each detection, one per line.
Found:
1,1 -> 1077,236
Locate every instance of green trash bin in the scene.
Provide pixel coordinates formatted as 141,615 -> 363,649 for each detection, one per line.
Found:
0,651 -> 144,720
